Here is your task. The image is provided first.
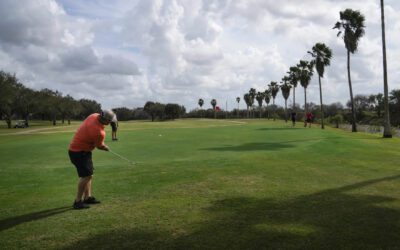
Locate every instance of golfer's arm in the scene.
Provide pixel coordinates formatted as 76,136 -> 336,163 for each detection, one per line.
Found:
97,144 -> 109,151
95,132 -> 108,151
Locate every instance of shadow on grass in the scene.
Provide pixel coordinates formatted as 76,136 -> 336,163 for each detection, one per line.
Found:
202,142 -> 295,151
201,137 -> 330,152
63,175 -> 400,249
257,127 -> 301,131
0,206 -> 71,232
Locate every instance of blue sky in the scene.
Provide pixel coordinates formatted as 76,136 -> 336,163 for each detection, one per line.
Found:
0,0 -> 399,110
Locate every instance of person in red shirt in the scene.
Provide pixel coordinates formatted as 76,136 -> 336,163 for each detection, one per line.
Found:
305,111 -> 314,128
68,110 -> 116,209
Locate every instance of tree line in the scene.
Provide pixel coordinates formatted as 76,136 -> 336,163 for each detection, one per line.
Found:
0,70 -> 190,127
0,71 -> 103,128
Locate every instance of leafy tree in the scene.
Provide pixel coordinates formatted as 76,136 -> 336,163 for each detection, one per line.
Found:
211,99 -> 217,118
255,92 -> 264,118
280,79 -> 292,123
14,85 -> 36,127
297,60 -> 314,118
165,103 -> 181,120
144,101 -> 156,121
59,95 -> 73,124
346,94 -> 370,121
330,114 -> 344,128
180,105 -> 186,118
79,98 -> 101,120
325,102 -> 344,117
0,71 -> 20,128
308,42 -> 333,129
334,8 -> 365,132
389,90 -> 400,105
112,107 -> 134,121
389,89 -> 400,126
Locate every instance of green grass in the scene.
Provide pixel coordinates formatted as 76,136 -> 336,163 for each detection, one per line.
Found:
1,119 -> 400,249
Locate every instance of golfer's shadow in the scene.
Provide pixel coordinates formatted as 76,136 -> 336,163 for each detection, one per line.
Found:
0,206 -> 71,232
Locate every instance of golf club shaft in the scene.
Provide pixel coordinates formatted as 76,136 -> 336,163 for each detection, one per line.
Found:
109,149 -> 135,165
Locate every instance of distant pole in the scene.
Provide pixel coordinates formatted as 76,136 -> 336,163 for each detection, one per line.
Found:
226,100 -> 228,119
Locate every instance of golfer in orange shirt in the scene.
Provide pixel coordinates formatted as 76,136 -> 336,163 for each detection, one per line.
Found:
68,110 -> 116,209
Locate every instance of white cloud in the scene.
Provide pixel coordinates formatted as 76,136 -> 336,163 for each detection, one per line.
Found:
0,0 -> 399,111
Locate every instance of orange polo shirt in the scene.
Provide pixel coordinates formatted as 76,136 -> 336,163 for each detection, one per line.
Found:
69,113 -> 106,152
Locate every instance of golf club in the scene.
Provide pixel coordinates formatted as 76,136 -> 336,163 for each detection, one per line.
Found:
109,149 -> 136,165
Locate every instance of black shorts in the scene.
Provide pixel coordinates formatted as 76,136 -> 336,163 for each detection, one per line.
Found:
69,151 -> 93,177
111,123 -> 117,132
307,118 -> 312,123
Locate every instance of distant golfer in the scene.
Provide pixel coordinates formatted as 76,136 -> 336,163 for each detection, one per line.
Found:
68,110 -> 116,209
305,111 -> 313,128
110,119 -> 118,141
290,111 -> 297,127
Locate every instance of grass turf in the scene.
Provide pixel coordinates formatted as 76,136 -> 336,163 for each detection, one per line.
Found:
0,119 -> 400,249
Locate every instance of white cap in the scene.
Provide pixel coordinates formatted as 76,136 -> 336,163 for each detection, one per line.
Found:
100,110 -> 117,122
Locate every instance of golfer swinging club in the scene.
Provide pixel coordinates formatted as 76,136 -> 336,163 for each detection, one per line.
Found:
68,110 -> 116,209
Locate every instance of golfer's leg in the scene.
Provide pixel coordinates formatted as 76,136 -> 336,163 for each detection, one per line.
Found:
84,177 -> 92,199
76,176 -> 91,202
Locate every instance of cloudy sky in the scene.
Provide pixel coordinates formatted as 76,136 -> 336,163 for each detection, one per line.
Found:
0,0 -> 399,111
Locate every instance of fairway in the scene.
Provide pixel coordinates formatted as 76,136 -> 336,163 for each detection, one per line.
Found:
1,119 -> 400,249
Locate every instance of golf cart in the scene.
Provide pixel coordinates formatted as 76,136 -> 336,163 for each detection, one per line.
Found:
14,120 -> 28,128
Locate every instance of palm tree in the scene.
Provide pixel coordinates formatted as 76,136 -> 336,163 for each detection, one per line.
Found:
334,8 -> 365,132
297,60 -> 314,120
198,98 -> 204,118
280,78 -> 292,123
380,0 -> 392,138
268,82 -> 279,121
249,88 -> 256,118
264,90 -> 271,120
255,92 -> 265,118
308,43 -> 333,129
236,97 -> 240,118
198,98 -> 204,109
211,99 -> 217,119
287,66 -> 300,110
243,93 -> 251,118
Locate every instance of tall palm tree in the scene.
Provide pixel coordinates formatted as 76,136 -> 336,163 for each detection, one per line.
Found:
334,8 -> 365,132
211,99 -> 217,119
280,77 -> 292,123
380,0 -> 392,138
198,98 -> 204,118
249,88 -> 256,118
236,97 -> 240,118
308,43 -> 333,129
264,90 -> 271,120
198,98 -> 204,109
268,82 -> 279,121
297,60 -> 314,120
255,92 -> 265,118
287,66 -> 300,110
243,93 -> 251,118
